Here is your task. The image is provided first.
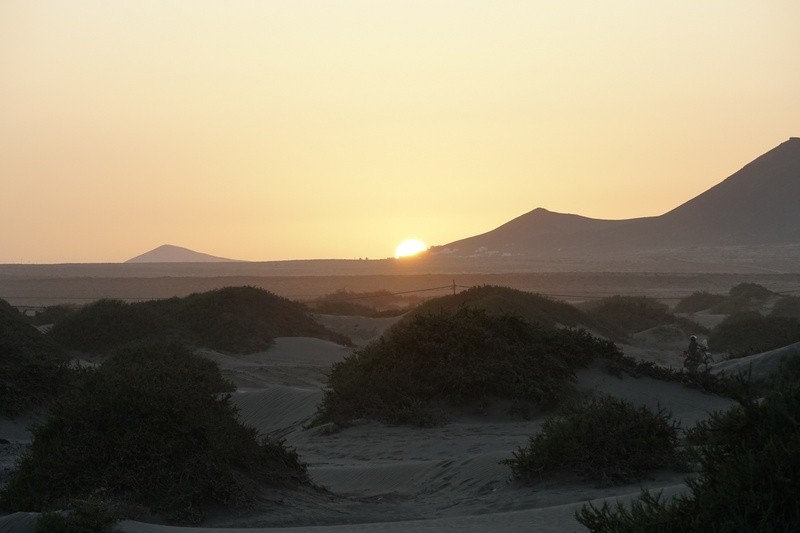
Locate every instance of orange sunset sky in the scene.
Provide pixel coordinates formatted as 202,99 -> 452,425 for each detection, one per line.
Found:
2,1 -> 799,263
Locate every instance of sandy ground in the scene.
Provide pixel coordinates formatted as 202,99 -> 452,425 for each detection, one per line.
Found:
0,314 -> 747,532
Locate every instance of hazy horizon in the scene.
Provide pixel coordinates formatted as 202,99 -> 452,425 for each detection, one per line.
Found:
3,1 -> 799,263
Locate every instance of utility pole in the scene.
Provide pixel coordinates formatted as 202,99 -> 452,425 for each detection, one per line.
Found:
452,280 -> 456,296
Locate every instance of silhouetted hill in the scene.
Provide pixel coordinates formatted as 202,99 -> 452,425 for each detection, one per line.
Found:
434,138 -> 800,258
126,244 -> 242,263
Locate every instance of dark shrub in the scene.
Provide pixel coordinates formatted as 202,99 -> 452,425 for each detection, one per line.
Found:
405,286 -> 599,332
673,291 -> 725,314
583,296 -> 704,340
709,312 -> 800,357
0,341 -> 309,524
770,295 -> 800,320
0,299 -> 70,416
710,282 -> 775,314
48,299 -> 169,352
314,307 -> 620,426
729,282 -> 773,301
35,497 -> 119,533
27,305 -> 77,326
576,381 -> 800,532
506,397 -> 684,486
49,286 -> 350,354
601,354 -> 733,397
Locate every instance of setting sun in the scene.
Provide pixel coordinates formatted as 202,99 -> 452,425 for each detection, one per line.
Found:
394,239 -> 427,259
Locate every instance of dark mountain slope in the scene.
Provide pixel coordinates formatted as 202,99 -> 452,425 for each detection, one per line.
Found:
435,138 -> 800,258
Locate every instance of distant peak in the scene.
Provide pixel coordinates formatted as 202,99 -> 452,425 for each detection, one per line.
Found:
125,244 -> 242,263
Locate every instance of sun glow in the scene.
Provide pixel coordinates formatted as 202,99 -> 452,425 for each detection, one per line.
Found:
394,239 -> 427,259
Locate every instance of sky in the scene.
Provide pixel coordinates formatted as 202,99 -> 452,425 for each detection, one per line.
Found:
2,1 -> 799,263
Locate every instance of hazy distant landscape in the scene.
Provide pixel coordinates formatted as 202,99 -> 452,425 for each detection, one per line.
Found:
3,1 -> 800,532
2,131 -> 799,533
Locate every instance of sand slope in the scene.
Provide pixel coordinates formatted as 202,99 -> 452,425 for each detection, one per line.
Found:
0,314 -> 751,532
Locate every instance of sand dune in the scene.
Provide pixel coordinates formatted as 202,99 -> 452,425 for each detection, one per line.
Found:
711,340 -> 800,382
183,328 -> 735,531
0,314 -> 768,532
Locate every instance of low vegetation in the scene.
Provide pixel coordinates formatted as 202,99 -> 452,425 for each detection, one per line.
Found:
576,374 -> 800,532
34,497 -> 119,533
673,291 -> 726,314
709,312 -> 800,358
26,304 -> 77,327
48,286 -> 350,353
602,353 -> 733,397
307,289 -> 419,317
770,295 -> 800,320
0,299 -> 70,416
709,282 -> 775,315
506,397 -> 685,485
314,307 -> 620,426
0,341 -> 309,524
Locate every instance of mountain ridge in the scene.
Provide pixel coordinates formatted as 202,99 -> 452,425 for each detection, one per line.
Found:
434,137 -> 800,258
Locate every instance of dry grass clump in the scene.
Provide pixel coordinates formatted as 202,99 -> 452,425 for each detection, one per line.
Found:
49,286 -> 350,353
0,341 -> 309,524
505,397 -> 685,486
314,307 -> 620,426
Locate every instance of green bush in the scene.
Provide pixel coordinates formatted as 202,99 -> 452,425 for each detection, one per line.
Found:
314,307 -> 620,426
0,299 -> 70,416
576,381 -> 800,532
506,397 -> 684,486
0,341 -> 309,524
49,286 -> 350,353
709,312 -> 800,357
673,291 -> 726,314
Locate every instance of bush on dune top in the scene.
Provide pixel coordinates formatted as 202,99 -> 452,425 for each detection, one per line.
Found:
0,340 -> 309,524
710,282 -> 775,315
709,312 -> 800,358
314,307 -> 620,426
404,285 -> 600,332
48,286 -> 350,354
505,397 -> 685,486
582,296 -> 705,341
